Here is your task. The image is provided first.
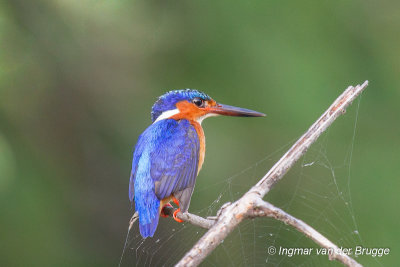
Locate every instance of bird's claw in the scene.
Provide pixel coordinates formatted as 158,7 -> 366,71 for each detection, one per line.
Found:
173,208 -> 184,223
171,196 -> 183,222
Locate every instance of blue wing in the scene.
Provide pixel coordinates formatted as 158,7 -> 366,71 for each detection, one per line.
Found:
129,119 -> 200,238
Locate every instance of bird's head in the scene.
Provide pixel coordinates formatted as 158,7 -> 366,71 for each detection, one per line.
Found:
151,89 -> 265,124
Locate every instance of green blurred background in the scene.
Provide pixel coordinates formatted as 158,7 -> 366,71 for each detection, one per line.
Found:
1,0 -> 399,266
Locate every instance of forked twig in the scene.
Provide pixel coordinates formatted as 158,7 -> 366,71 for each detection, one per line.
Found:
173,81 -> 368,267
249,199 -> 362,267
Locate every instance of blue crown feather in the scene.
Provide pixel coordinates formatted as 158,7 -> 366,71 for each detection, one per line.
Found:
151,89 -> 211,122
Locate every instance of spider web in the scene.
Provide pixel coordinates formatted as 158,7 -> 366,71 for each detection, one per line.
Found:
119,98 -> 379,266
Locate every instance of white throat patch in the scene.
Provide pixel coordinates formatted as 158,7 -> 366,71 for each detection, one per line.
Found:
196,113 -> 219,125
153,108 -> 219,124
153,109 -> 180,123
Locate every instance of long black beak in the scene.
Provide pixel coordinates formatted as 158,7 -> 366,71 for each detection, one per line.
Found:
209,103 -> 266,117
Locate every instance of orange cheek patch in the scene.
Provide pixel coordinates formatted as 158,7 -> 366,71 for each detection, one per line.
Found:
171,101 -> 207,121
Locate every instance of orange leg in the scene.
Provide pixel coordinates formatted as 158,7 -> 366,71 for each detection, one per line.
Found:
172,196 -> 184,223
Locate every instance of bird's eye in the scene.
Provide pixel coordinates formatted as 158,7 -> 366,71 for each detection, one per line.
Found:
192,97 -> 205,107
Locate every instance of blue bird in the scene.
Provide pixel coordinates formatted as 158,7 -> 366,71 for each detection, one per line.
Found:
129,89 -> 265,238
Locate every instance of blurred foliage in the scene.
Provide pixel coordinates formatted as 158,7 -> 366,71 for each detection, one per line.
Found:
0,0 -> 399,266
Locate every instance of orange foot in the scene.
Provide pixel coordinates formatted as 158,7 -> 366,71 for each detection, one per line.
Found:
160,203 -> 173,217
172,196 -> 184,223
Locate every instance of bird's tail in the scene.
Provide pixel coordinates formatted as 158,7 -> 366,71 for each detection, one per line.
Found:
139,214 -> 160,238
135,191 -> 160,238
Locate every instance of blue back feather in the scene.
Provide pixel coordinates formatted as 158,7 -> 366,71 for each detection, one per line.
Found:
130,119 -> 200,238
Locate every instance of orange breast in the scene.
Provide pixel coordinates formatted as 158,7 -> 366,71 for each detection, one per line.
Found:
190,121 -> 205,173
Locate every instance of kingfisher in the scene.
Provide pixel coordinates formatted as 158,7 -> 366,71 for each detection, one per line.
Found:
129,89 -> 265,238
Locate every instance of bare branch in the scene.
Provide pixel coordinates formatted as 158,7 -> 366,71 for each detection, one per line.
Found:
162,206 -> 215,229
249,199 -> 362,267
128,211 -> 139,231
176,81 -> 368,267
251,80 -> 369,198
